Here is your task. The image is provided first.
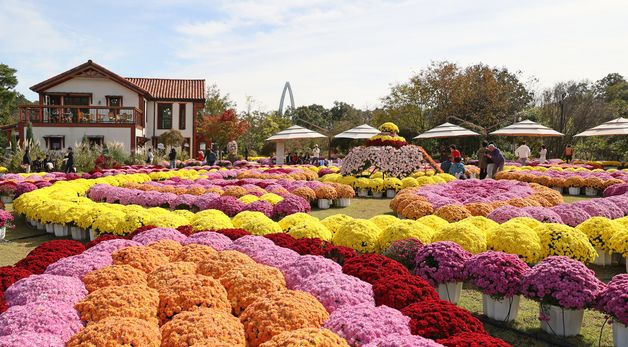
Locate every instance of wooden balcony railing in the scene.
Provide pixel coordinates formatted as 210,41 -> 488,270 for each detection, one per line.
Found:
19,105 -> 144,126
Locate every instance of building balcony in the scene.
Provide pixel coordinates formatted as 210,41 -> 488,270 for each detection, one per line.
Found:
19,105 -> 144,127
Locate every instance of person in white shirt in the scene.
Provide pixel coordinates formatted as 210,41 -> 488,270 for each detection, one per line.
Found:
312,145 -> 321,164
514,142 -> 531,165
539,145 -> 547,163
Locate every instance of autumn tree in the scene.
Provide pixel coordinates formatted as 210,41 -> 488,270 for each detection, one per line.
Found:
197,109 -> 249,151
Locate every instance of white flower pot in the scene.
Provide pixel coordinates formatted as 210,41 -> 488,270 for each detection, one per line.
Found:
36,222 -> 44,231
437,282 -> 463,304
0,226 -> 6,240
317,199 -> 331,209
482,294 -> 521,322
613,321 -> 628,347
335,198 -> 351,207
70,227 -> 86,241
45,223 -> 54,234
585,187 -> 598,197
540,304 -> 584,337
593,247 -> 612,266
89,229 -> 98,241
568,187 -> 581,196
551,186 -> 563,193
372,191 -> 383,198
53,224 -> 69,237
357,189 -> 369,197
0,195 -> 13,204
386,189 -> 396,198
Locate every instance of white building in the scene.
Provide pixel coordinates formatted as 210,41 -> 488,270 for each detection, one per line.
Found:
18,60 -> 205,154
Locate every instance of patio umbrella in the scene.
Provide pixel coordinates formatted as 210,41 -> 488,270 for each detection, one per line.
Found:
574,117 -> 628,137
266,125 -> 327,164
490,120 -> 563,137
414,122 -> 480,139
334,124 -> 380,139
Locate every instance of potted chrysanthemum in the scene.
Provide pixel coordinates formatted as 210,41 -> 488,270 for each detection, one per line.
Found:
464,251 -> 530,322
596,274 -> 628,347
522,256 -> 605,337
414,241 -> 470,304
565,176 -> 585,196
355,177 -> 371,197
384,177 -> 402,198
370,178 -> 384,198
576,217 -> 623,266
0,209 -> 14,239
314,186 -> 337,209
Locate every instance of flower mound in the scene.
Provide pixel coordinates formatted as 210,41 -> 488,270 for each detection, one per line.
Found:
175,244 -> 217,263
487,206 -> 531,224
595,274 -> 628,325
258,328 -> 349,347
281,255 -> 342,289
294,272 -> 374,313
240,290 -> 330,347
401,300 -> 486,339
380,220 -> 433,248
160,308 -> 246,347
332,219 -> 382,253
363,333 -> 444,347
435,205 -> 472,223
75,284 -> 159,324
536,223 -> 597,263
219,264 -> 287,315
84,239 -> 141,255
342,254 -> 410,284
182,231 -> 233,250
432,222 -> 487,254
157,274 -> 231,324
414,242 -> 471,287
66,317 -> 160,347
463,251 -> 529,298
4,274 -> 87,306
112,246 -> 169,273
82,264 -> 148,292
0,301 -> 83,343
147,240 -> 183,261
381,238 -> 424,271
0,332 -> 64,347
372,273 -> 439,310
488,222 -> 542,264
146,262 -> 198,289
197,250 -> 257,279
437,332 -> 513,347
131,227 -> 187,245
323,302 -> 411,346
576,217 -> 622,250
0,267 -> 32,292
521,256 -> 605,310
43,252 -> 112,279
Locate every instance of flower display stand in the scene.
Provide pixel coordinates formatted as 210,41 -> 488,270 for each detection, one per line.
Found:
89,229 -> 98,241
568,187 -> 581,196
372,191 -> 383,198
593,247 -> 612,266
386,189 -> 396,198
540,304 -> 584,337
0,226 -> 5,240
357,189 -> 369,197
53,224 -> 69,237
335,198 -> 351,207
45,224 -> 54,234
317,199 -> 331,209
437,282 -> 463,304
551,186 -> 563,193
614,321 -> 628,347
70,227 -> 87,241
482,294 -> 521,322
0,195 -> 12,204
584,187 -> 598,197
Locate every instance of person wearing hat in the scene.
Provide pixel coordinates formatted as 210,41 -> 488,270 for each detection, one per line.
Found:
312,145 -> 320,165
485,143 -> 505,179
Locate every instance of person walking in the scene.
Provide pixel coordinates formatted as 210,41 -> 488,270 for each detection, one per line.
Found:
65,147 -> 74,173
564,144 -> 573,163
312,145 -> 320,164
476,141 -> 488,179
169,148 -> 177,169
539,145 -> 547,163
485,143 -> 505,179
146,148 -> 154,165
22,147 -> 31,173
514,142 -> 531,165
206,150 -> 217,166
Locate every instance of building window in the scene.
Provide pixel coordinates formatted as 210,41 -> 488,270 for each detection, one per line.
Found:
179,103 -> 186,130
44,136 -> 64,150
157,104 -> 172,129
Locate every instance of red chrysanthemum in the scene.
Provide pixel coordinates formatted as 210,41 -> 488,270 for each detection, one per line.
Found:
264,233 -> 297,249
288,238 -> 332,256
176,225 -> 194,236
437,332 -> 512,347
372,274 -> 439,310
401,300 -> 486,339
215,228 -> 252,240
125,225 -> 158,239
15,253 -> 71,274
26,240 -> 85,258
342,254 -> 410,284
85,234 -> 126,249
323,245 -> 358,265
0,266 -> 32,292
0,292 -> 7,313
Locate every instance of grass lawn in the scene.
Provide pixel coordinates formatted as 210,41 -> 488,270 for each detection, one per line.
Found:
0,194 -> 621,346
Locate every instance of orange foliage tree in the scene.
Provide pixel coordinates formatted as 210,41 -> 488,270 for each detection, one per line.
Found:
197,109 -> 249,151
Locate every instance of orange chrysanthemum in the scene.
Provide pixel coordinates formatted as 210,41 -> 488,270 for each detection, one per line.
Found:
160,308 -> 246,347
112,246 -> 169,273
75,285 -> 159,324
67,317 -> 160,347
147,262 -> 198,289
147,240 -> 183,261
82,264 -> 148,293
175,244 -> 217,263
219,264 -> 286,315
197,250 -> 257,279
258,328 -> 350,347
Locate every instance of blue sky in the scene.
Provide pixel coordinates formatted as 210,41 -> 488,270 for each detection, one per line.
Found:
1,0 -> 627,111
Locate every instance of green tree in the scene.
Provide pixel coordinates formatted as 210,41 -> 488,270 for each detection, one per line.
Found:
203,84 -> 236,116
240,110 -> 292,156
285,104 -> 330,130
0,63 -> 18,125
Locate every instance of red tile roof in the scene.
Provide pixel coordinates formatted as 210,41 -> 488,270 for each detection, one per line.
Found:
125,78 -> 205,101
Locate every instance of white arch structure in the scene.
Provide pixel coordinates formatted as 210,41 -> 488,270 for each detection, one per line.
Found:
278,82 -> 295,115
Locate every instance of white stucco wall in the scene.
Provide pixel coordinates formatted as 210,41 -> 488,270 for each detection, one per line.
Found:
45,77 -> 140,108
145,101 -> 194,141
30,126 -> 133,152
